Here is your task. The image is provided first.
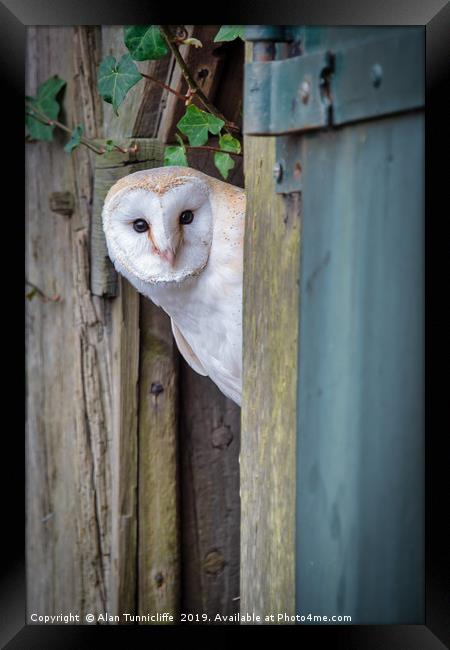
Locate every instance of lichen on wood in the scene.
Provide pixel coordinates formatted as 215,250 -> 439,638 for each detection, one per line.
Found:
241,127 -> 300,617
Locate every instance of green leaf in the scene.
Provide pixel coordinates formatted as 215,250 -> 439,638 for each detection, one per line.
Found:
124,25 -> 168,61
164,145 -> 188,167
218,133 -> 241,154
98,54 -> 142,115
214,26 -> 245,42
164,133 -> 188,167
105,139 -> 116,152
177,105 -> 224,147
214,151 -> 235,180
64,125 -> 83,153
214,134 -> 240,177
25,75 -> 66,142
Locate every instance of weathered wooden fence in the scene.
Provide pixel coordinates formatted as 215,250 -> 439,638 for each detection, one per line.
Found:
27,23 -> 424,627
26,25 -> 243,623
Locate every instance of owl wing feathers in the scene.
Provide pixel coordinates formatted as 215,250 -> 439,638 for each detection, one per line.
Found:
171,319 -> 207,376
171,319 -> 241,404
210,361 -> 242,405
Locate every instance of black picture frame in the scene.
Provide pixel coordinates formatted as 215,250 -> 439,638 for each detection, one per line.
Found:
5,1 -> 449,647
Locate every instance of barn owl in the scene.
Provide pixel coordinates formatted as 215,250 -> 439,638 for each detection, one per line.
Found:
102,166 -> 244,406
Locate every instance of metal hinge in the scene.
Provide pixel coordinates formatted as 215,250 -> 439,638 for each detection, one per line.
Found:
244,27 -> 424,192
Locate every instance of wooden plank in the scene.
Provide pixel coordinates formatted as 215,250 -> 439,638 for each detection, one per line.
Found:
26,26 -> 114,621
240,132 -> 300,618
137,300 -> 180,619
179,369 -> 241,620
109,277 -> 140,620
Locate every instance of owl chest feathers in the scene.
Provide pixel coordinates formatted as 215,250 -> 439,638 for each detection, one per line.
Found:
146,253 -> 243,404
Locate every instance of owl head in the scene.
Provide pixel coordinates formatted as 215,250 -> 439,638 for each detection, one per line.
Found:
102,166 -> 215,286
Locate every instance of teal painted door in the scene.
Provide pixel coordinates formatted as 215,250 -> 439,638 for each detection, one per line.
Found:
296,111 -> 424,623
244,26 -> 425,623
293,28 -> 424,624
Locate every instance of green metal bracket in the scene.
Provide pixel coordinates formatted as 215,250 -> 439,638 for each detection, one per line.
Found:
244,51 -> 330,136
244,29 -> 423,135
244,27 -> 424,193
332,30 -> 424,126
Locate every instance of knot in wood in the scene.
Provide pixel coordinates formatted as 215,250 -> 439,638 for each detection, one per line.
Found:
203,549 -> 226,576
211,425 -> 233,450
154,571 -> 164,588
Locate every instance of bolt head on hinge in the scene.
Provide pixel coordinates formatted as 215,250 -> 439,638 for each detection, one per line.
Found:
299,80 -> 311,104
371,63 -> 383,88
273,161 -> 283,182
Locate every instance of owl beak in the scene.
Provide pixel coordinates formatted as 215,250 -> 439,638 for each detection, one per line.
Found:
148,227 -> 175,266
160,249 -> 175,266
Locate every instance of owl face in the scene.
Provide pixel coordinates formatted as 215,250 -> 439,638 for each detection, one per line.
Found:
102,168 -> 214,285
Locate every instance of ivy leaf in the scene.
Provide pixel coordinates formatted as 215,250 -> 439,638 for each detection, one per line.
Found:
64,125 -> 83,153
164,145 -> 188,167
177,105 -> 224,147
98,54 -> 142,115
218,133 -> 241,154
164,134 -> 188,167
25,75 -> 66,142
214,134 -> 240,178
214,151 -> 235,180
214,26 -> 245,42
124,25 -> 168,61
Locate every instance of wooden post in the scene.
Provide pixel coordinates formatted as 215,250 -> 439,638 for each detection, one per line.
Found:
240,40 -> 300,618
137,301 -> 180,619
26,26 -> 110,620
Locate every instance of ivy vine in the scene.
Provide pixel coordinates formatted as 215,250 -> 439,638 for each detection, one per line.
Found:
25,25 -> 244,180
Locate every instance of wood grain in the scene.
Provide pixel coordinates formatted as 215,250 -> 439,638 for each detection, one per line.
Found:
179,366 -> 241,620
137,300 -> 180,619
109,277 -> 140,620
241,130 -> 300,618
26,26 -> 112,620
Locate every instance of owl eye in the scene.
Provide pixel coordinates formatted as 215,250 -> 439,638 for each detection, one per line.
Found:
179,210 -> 194,225
133,219 -> 149,233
